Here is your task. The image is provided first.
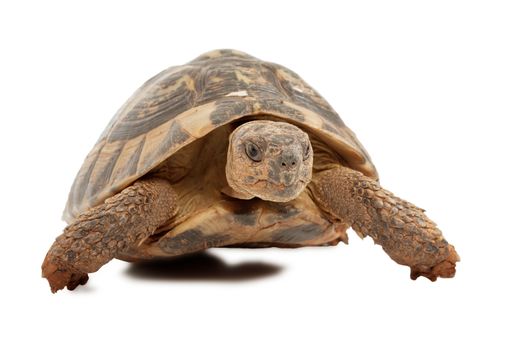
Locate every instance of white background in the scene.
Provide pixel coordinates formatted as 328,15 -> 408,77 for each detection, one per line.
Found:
1,1 -> 504,349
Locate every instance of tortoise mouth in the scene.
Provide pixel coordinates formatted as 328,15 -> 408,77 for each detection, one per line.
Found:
269,171 -> 301,187
247,179 -> 308,202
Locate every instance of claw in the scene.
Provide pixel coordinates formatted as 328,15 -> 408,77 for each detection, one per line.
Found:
410,245 -> 459,281
42,257 -> 89,293
67,273 -> 89,291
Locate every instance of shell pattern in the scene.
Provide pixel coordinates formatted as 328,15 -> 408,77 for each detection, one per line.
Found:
63,49 -> 376,222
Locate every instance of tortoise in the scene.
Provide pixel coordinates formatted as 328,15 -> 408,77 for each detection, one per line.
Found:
42,49 -> 459,292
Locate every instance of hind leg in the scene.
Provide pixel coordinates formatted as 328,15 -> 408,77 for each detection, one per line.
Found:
42,177 -> 178,292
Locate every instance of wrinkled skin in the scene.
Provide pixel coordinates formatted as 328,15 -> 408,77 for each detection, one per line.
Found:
42,120 -> 458,292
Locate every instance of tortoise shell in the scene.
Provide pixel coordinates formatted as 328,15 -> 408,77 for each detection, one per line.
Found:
63,49 -> 377,222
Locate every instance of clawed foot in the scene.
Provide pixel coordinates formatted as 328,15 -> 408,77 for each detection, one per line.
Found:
42,257 -> 89,293
410,245 -> 460,281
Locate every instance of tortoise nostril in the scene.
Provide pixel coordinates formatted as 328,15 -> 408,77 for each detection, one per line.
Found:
279,152 -> 298,169
281,161 -> 296,167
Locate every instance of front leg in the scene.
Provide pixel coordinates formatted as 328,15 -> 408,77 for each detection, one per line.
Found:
42,177 -> 178,292
309,165 -> 459,281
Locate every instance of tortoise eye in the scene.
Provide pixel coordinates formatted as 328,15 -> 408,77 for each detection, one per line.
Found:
245,142 -> 263,162
303,142 -> 311,160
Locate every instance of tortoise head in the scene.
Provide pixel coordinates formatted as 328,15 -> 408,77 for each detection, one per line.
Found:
226,120 -> 313,202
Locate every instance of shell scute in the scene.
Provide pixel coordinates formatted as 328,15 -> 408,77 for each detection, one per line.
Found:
63,49 -> 377,222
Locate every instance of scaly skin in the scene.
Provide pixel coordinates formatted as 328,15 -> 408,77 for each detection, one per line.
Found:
42,177 -> 178,293
310,165 -> 459,281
